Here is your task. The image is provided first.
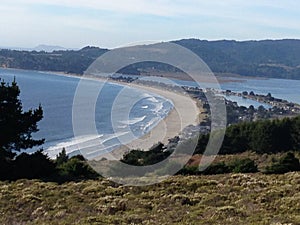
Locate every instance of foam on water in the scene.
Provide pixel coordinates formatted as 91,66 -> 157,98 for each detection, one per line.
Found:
44,132 -> 131,159
122,116 -> 147,125
142,117 -> 162,133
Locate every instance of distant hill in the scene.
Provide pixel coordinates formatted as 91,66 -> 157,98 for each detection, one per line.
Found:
1,39 -> 300,79
0,44 -> 76,52
174,39 -> 300,79
0,46 -> 108,74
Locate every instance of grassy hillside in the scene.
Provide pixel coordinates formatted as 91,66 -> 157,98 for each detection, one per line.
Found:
0,173 -> 299,224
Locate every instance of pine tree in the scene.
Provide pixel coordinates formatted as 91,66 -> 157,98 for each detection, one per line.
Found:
56,148 -> 69,166
0,78 -> 44,155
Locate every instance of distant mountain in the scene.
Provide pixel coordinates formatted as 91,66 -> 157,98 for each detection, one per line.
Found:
33,44 -> 75,52
1,39 -> 300,79
0,45 -> 76,52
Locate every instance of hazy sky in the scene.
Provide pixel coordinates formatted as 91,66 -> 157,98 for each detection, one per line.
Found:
1,0 -> 300,48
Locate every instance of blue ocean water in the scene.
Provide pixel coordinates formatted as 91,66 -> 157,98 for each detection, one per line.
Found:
0,68 -> 173,159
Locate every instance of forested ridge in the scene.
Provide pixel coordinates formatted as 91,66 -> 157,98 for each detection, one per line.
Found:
1,39 -> 300,79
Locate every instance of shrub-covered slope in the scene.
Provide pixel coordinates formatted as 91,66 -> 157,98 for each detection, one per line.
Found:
0,173 -> 299,224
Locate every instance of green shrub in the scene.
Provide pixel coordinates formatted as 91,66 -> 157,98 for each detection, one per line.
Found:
202,162 -> 231,175
121,142 -> 170,166
229,158 -> 258,173
55,148 -> 68,166
178,166 -> 200,175
265,152 -> 300,174
57,157 -> 99,181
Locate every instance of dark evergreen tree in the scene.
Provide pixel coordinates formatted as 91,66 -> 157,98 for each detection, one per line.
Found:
291,116 -> 300,151
55,148 -> 69,166
13,150 -> 56,180
250,120 -> 275,153
0,78 -> 44,154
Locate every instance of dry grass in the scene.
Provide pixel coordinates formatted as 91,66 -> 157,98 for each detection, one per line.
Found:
0,173 -> 299,225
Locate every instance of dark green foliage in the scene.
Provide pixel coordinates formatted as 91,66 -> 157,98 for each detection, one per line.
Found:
0,150 -> 99,182
0,150 -> 56,181
221,123 -> 253,154
178,158 -> 257,175
0,148 -> 14,180
228,158 -> 258,173
0,79 -> 44,153
291,116 -> 300,150
195,134 -> 209,154
57,156 -> 99,181
265,152 -> 300,174
202,162 -> 230,175
178,166 -> 200,175
249,119 -> 293,153
55,147 -> 68,166
121,142 -> 171,166
13,150 -> 56,180
196,116 -> 300,155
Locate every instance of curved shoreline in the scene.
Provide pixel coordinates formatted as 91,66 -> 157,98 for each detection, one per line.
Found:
88,77 -> 202,160
60,72 -> 202,160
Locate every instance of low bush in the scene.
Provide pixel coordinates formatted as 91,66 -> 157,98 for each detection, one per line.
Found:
228,158 -> 258,173
265,152 -> 300,174
57,157 -> 99,181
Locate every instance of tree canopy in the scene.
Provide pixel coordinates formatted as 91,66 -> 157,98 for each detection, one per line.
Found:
0,78 -> 44,154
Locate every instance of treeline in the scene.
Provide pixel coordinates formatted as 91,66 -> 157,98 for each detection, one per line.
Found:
0,148 -> 99,182
121,116 -> 300,175
195,116 -> 300,155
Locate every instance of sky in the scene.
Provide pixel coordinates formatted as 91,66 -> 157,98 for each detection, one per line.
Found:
1,0 -> 300,49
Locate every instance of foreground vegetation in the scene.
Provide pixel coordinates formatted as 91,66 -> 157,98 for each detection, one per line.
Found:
0,173 -> 299,224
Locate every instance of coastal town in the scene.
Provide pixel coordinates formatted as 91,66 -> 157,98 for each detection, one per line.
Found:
108,75 -> 300,143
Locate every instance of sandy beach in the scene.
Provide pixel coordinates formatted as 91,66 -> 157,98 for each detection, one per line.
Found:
89,77 -> 202,160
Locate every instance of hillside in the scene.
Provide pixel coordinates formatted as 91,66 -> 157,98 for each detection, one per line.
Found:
174,39 -> 300,79
0,46 -> 108,75
1,39 -> 300,79
0,173 -> 299,224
